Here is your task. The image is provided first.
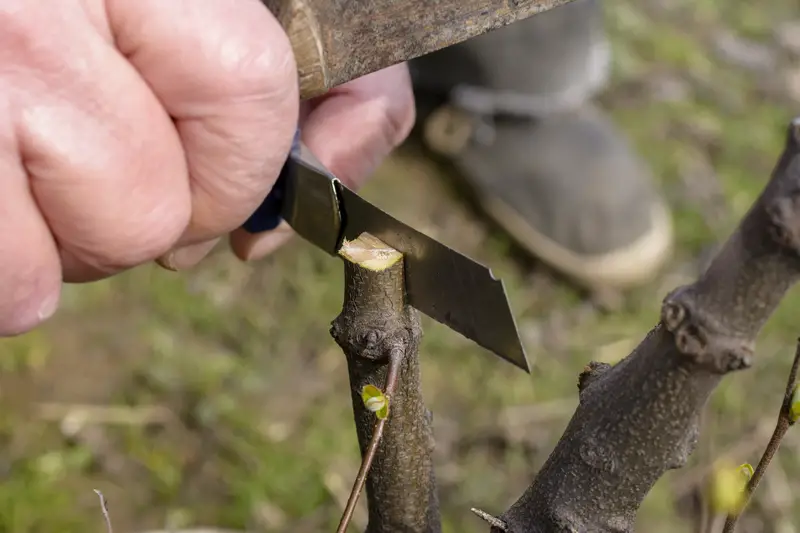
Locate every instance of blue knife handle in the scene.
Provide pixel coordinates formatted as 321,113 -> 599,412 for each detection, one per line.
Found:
241,129 -> 302,234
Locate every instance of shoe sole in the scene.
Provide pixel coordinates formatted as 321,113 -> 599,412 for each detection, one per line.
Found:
482,193 -> 674,290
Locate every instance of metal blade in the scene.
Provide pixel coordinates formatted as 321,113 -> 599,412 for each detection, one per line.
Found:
335,183 -> 530,372
279,143 -> 530,372
280,142 -> 343,256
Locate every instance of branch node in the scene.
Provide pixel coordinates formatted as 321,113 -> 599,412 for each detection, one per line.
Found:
470,508 -> 509,531
330,233 -> 417,363
766,189 -> 800,253
661,288 -> 753,373
579,435 -> 619,475
577,361 -> 611,395
332,232 -> 439,533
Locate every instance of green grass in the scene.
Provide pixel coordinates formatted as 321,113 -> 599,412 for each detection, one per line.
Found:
2,0 -> 800,531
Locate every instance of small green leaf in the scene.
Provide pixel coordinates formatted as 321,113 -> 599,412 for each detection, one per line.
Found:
738,463 -> 754,482
376,402 -> 389,420
790,384 -> 800,422
709,461 -> 748,514
361,385 -> 389,419
361,384 -> 382,406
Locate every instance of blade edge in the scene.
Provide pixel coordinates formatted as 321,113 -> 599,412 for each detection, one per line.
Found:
336,182 -> 530,372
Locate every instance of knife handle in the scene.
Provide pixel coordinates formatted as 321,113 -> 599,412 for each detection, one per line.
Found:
261,0 -> 331,100
241,129 -> 302,234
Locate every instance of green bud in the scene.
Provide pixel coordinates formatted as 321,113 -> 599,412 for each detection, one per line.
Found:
790,384 -> 800,423
361,384 -> 389,419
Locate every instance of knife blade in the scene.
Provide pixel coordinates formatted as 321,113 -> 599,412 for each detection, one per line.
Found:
237,0 -> 580,372
244,132 -> 530,373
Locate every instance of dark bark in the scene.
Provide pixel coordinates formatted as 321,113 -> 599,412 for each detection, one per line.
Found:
495,119 -> 800,532
330,233 -> 441,533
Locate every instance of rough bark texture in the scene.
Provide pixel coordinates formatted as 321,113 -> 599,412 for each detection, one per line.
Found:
262,0 -> 574,99
496,120 -> 800,532
330,234 -> 440,533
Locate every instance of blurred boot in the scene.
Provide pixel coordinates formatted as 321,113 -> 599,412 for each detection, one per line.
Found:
409,0 -> 673,290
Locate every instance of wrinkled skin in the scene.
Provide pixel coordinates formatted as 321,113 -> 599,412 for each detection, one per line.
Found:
0,0 -> 415,336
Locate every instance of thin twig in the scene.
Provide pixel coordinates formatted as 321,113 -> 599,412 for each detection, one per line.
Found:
722,338 -> 800,532
93,489 -> 114,533
336,348 -> 404,533
470,508 -> 509,531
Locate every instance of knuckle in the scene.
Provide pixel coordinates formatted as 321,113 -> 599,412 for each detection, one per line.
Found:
254,31 -> 298,95
215,13 -> 298,111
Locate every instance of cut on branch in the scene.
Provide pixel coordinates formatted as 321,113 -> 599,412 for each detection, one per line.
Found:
493,118 -> 800,532
330,233 -> 440,533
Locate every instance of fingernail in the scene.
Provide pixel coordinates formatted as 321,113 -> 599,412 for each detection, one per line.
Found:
157,239 -> 220,271
37,292 -> 60,321
230,222 -> 295,261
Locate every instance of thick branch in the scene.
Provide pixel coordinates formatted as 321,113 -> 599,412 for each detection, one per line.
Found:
330,233 -> 440,533
495,119 -> 800,532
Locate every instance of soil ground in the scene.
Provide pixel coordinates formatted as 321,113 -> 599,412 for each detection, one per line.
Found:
3,0 -> 800,532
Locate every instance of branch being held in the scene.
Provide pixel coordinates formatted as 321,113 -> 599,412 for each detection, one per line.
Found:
330,233 -> 440,533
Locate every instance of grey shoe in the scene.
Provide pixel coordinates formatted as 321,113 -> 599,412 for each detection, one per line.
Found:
409,0 -> 673,290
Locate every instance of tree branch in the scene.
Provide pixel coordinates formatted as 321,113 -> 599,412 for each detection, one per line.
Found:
93,489 -> 114,533
492,118 -> 800,532
722,339 -> 800,532
330,233 -> 440,533
336,348 -> 403,533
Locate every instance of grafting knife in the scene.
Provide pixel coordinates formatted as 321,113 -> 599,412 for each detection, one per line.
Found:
244,134 -> 530,371
242,0 -> 575,372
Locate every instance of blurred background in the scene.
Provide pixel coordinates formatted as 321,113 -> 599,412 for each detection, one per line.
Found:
3,0 -> 800,531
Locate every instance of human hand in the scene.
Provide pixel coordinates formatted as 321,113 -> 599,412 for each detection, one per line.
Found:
0,0 -> 415,337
